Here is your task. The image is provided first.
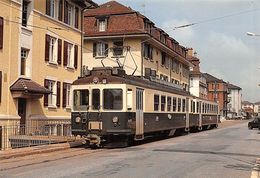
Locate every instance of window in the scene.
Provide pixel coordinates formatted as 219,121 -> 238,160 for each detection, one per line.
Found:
49,37 -> 56,63
0,71 -> 2,103
98,19 -> 106,32
161,52 -> 166,66
182,99 -> 186,112
0,17 -> 3,49
167,97 -> 171,112
196,102 -> 199,113
22,0 -> 30,27
177,98 -> 181,112
103,89 -> 123,110
92,89 -> 100,110
161,96 -> 166,111
50,0 -> 55,17
66,43 -> 73,67
73,90 -> 89,110
190,78 -> 193,87
173,97 -> 177,112
64,1 -> 76,26
44,79 -> 60,107
154,95 -> 159,111
143,43 -> 153,60
113,41 -> 123,56
67,3 -> 73,25
63,83 -> 71,108
20,49 -> 29,75
93,42 -> 108,57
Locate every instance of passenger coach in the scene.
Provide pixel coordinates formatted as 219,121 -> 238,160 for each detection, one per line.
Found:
71,67 -> 219,147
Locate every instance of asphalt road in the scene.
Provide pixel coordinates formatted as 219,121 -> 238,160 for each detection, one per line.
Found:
0,121 -> 259,178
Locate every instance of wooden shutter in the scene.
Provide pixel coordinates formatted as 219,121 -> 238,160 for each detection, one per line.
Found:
0,17 -> 3,49
58,0 -> 63,21
0,71 -> 2,103
105,43 -> 108,56
46,0 -> 51,16
45,34 -> 50,62
93,43 -> 96,57
44,79 -> 49,107
64,1 -> 68,24
58,39 -> 62,65
62,82 -> 67,107
75,7 -> 79,28
63,41 -> 68,66
74,45 -> 78,69
56,81 -> 61,107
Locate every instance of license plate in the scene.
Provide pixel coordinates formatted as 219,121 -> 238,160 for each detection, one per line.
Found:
88,121 -> 102,130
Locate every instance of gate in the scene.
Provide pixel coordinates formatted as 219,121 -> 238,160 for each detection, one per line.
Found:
135,89 -> 144,140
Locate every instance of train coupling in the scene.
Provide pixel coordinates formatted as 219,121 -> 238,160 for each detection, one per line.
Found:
83,134 -> 101,147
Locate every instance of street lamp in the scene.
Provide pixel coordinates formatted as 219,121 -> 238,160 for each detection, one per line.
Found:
247,32 -> 260,37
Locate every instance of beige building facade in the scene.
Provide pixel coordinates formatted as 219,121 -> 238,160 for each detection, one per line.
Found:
0,0 -> 96,131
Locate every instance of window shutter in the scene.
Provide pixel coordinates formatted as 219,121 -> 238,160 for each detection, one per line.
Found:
74,45 -> 78,69
0,17 -> 3,49
58,0 -> 63,21
46,0 -> 51,16
63,41 -> 68,66
75,7 -> 79,28
58,39 -> 62,65
56,81 -> 61,107
0,71 -> 2,103
45,34 -> 50,62
64,1 -> 68,24
62,83 -> 67,107
93,43 -> 97,57
105,43 -> 108,56
44,79 -> 49,107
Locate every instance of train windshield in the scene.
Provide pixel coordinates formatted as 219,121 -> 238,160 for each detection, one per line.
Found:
103,89 -> 123,110
73,90 -> 89,111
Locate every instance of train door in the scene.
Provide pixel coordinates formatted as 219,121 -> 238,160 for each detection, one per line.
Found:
185,97 -> 189,132
135,89 -> 144,140
199,101 -> 202,130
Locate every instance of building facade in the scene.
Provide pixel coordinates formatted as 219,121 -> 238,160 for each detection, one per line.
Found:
227,83 -> 242,118
0,0 -> 96,131
204,73 -> 229,118
187,48 -> 208,99
82,1 -> 191,91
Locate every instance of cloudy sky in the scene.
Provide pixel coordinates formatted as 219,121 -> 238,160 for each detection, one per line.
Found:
94,0 -> 260,102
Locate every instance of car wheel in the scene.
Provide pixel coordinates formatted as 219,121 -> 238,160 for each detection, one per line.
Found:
248,126 -> 253,130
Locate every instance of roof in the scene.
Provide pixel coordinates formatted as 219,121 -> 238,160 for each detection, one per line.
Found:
83,1 -> 188,59
71,0 -> 98,8
10,78 -> 50,94
203,73 -> 225,83
255,101 -> 260,105
227,83 -> 242,90
242,101 -> 254,105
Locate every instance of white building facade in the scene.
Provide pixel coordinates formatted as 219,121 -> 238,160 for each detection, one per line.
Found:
227,84 -> 242,117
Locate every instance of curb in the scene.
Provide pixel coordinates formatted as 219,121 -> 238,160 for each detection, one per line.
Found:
251,158 -> 260,178
0,140 -> 84,160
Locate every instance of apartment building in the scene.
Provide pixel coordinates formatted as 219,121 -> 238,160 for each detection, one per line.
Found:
82,1 -> 191,91
0,0 -> 96,129
227,83 -> 242,118
203,73 -> 229,118
187,48 -> 208,99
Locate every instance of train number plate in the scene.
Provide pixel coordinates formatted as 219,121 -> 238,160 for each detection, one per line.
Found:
88,121 -> 102,130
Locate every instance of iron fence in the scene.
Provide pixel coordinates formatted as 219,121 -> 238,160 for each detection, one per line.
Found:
0,122 -> 77,151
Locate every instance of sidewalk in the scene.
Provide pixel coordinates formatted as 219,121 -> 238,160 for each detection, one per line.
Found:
0,140 -> 84,160
251,158 -> 260,178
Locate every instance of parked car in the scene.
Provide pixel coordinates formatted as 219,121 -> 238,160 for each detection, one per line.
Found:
248,117 -> 260,130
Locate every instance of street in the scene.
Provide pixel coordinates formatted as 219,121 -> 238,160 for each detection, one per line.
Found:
0,121 -> 259,178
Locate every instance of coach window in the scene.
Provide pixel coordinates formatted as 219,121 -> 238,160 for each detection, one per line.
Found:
167,96 -> 171,112
161,96 -> 166,111
193,101 -> 195,113
154,95 -> 159,111
202,103 -> 205,113
196,102 -> 199,113
173,97 -> 177,112
92,89 -> 100,110
177,98 -> 181,112
73,90 -> 89,110
182,99 -> 186,112
103,89 -> 123,110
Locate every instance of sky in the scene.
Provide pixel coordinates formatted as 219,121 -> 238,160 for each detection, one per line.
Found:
94,0 -> 260,102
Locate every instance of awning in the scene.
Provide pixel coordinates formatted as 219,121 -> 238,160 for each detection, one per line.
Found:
10,78 -> 50,99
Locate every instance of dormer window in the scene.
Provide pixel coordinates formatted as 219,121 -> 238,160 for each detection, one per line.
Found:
98,19 -> 107,32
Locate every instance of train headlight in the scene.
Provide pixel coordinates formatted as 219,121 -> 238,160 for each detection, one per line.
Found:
75,117 -> 81,123
112,116 -> 119,123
